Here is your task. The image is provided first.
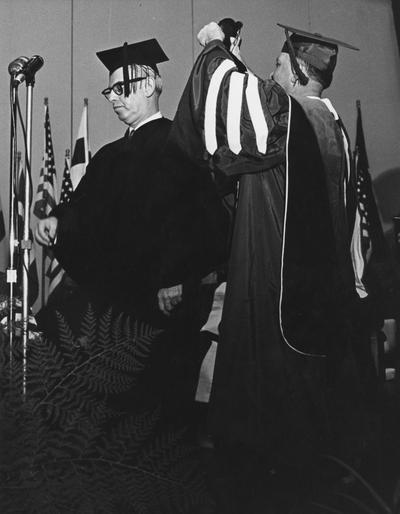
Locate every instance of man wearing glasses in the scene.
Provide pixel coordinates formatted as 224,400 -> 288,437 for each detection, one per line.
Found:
99,40 -> 166,140
35,39 -> 229,424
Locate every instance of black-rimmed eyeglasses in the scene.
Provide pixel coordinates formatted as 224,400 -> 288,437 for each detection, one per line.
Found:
101,77 -> 146,98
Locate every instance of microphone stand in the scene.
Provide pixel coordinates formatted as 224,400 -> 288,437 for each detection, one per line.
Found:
7,71 -> 36,396
21,73 -> 35,396
7,84 -> 18,372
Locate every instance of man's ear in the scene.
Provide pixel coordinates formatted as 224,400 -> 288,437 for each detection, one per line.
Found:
143,76 -> 156,97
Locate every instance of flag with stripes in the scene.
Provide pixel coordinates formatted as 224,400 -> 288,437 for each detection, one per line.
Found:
33,99 -> 63,305
351,100 -> 388,298
70,99 -> 90,190
33,99 -> 58,219
46,151 -> 72,299
17,154 -> 39,306
59,150 -> 73,204
0,194 -> 7,272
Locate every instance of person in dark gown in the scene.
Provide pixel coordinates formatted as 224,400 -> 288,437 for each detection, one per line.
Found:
167,21 -> 375,512
35,39 -> 229,430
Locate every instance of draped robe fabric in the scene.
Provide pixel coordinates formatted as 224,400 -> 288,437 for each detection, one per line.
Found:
53,117 -> 228,327
40,116 -> 230,431
168,41 -> 359,461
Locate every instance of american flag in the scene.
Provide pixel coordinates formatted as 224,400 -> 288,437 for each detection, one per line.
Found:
17,153 -> 39,306
47,99 -> 91,302
46,151 -> 72,298
33,99 -> 62,305
354,105 -> 372,264
351,100 -> 387,296
33,99 -> 58,220
60,149 -> 73,204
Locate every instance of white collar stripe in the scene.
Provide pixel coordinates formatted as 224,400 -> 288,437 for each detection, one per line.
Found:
226,72 -> 244,155
204,59 -> 236,155
246,74 -> 269,154
131,111 -> 162,132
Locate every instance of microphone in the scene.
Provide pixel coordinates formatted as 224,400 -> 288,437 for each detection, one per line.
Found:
8,56 -> 29,75
8,55 -> 44,85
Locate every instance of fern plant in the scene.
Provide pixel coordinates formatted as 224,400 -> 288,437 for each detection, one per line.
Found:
300,455 -> 398,514
0,303 -> 214,514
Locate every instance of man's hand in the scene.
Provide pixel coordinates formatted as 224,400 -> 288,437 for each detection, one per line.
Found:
157,284 -> 183,316
35,216 -> 58,246
197,22 -> 224,47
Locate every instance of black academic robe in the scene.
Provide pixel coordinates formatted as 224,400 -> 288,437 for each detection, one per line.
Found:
53,117 -> 229,328
168,41 -> 361,464
40,116 -> 230,428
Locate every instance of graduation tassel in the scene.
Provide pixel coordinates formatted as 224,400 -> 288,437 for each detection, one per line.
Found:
283,28 -> 309,85
122,42 -> 130,97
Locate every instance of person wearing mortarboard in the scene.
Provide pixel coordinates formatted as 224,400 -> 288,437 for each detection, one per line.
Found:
34,39 -> 229,428
272,25 -> 371,295
166,20 -> 371,510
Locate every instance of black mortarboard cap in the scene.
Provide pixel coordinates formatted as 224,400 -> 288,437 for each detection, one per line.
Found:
277,23 -> 359,86
96,38 -> 169,73
97,38 -> 168,97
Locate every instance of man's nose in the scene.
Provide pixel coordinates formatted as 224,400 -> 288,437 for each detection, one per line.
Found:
107,90 -> 119,102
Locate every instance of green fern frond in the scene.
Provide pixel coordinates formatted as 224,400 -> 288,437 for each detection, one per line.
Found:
136,426 -> 188,474
310,501 -> 347,513
334,491 -> 381,514
79,303 -> 97,351
101,407 -> 162,462
110,311 -> 124,344
0,303 -> 212,513
322,455 -> 393,514
56,310 -> 80,355
98,307 -> 113,349
123,315 -> 132,340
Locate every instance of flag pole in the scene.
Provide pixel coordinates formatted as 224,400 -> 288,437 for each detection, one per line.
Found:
354,99 -> 361,161
40,243 -> 46,308
40,98 -> 48,309
356,100 -> 362,127
84,98 -> 89,165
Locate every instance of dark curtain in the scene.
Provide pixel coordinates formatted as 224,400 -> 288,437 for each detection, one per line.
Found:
392,0 -> 400,58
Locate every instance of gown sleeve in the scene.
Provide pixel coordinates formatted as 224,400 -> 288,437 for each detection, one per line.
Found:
52,146 -> 119,285
169,40 -> 289,177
